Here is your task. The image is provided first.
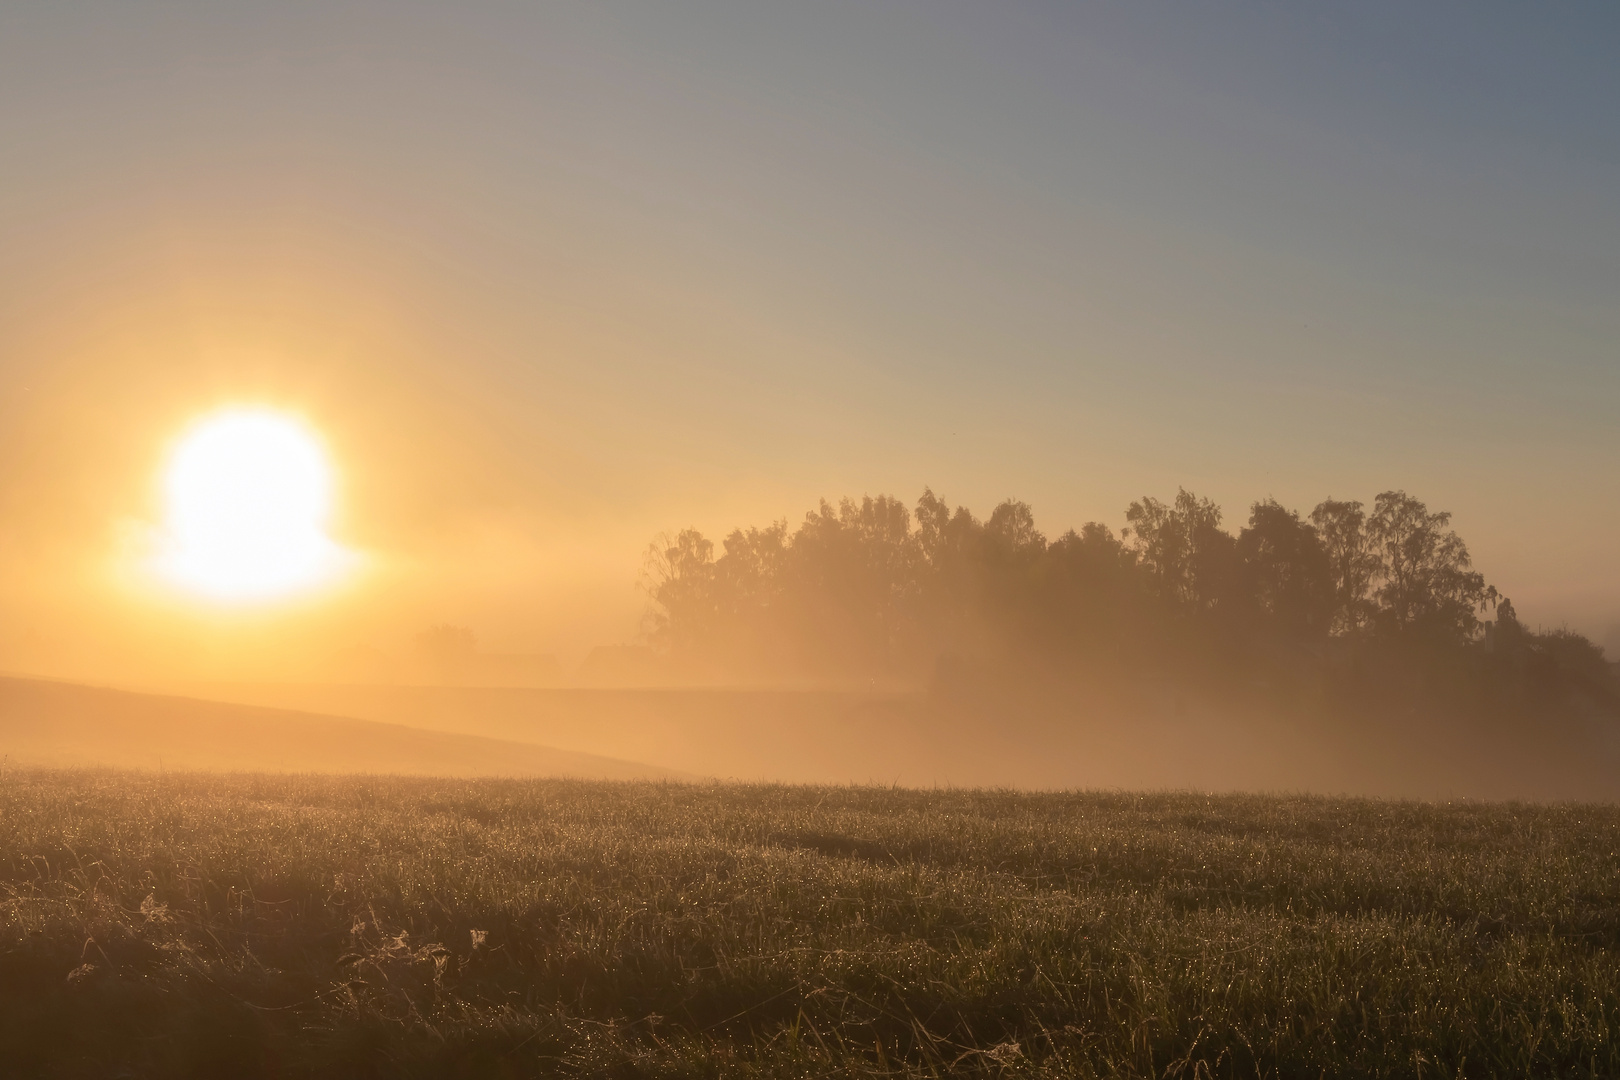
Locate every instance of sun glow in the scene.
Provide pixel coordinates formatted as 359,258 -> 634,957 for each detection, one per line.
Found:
153,408 -> 353,602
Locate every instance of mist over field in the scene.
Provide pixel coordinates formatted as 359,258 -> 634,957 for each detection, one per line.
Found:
7,483 -> 1618,799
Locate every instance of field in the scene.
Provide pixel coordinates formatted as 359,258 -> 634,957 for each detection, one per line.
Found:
3,771 -> 1620,1078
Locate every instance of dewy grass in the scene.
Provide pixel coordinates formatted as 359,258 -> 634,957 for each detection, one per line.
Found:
2,771 -> 1619,1078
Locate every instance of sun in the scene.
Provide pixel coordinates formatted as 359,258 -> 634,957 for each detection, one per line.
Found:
153,408 -> 353,602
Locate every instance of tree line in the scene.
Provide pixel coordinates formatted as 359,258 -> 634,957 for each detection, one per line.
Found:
645,488 -> 1616,714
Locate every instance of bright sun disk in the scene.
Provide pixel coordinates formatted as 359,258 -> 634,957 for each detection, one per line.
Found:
154,408 -> 352,602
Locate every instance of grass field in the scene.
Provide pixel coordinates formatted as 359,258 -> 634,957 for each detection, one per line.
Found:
3,771 -> 1619,1078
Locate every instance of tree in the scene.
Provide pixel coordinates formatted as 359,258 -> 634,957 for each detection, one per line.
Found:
1124,489 -> 1232,611
640,486 -> 1539,693
643,529 -> 717,652
783,496 -> 919,674
714,522 -> 790,633
915,488 -> 978,571
1042,522 -> 1140,652
1310,498 -> 1378,635
985,500 -> 1045,558
1365,491 -> 1497,640
1238,499 -> 1333,637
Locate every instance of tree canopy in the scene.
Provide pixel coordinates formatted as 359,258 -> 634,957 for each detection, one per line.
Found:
644,488 -> 1614,718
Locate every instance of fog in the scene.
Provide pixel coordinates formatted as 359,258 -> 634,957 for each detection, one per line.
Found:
6,486 -> 1616,799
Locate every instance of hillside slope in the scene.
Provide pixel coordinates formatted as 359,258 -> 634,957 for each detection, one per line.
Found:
0,678 -> 686,779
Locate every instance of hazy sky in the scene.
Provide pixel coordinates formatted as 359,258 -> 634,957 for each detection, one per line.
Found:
2,2 -> 1618,677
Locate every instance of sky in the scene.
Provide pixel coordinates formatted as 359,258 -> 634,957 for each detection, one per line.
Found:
2,1 -> 1618,680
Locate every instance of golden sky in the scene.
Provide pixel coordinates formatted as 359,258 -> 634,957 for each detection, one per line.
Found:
2,3 -> 1618,681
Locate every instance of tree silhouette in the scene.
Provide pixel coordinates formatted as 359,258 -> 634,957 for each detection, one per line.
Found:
1123,489 -> 1228,611
1365,491 -> 1497,640
1238,499 -> 1333,638
642,485 -> 1611,719
1309,499 -> 1379,635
